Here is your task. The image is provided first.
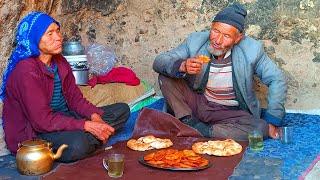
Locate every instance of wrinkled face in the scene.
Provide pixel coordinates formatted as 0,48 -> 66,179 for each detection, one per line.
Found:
38,23 -> 63,55
208,22 -> 243,57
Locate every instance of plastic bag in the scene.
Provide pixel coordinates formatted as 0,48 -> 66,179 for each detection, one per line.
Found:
86,43 -> 117,75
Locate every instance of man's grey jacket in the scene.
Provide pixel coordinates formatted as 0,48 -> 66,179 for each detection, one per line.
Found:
153,31 -> 287,126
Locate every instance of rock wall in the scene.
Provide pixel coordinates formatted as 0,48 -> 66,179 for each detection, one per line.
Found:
0,0 -> 319,110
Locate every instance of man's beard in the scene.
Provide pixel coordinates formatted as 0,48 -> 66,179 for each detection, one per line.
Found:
207,44 -> 230,57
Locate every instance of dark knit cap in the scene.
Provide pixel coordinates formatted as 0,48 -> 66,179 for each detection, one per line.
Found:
212,2 -> 247,32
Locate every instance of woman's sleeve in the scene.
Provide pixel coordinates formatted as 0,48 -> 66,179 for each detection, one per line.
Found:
17,71 -> 85,133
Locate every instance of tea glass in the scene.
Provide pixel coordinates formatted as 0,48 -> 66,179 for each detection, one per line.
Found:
279,126 -> 293,144
248,129 -> 264,151
103,154 -> 125,178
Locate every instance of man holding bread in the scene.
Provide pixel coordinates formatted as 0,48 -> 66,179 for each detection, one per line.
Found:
153,3 -> 287,140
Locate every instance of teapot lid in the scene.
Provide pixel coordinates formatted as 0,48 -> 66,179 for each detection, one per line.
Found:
21,139 -> 47,147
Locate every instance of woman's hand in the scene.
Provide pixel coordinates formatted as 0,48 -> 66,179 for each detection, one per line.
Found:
91,113 -> 104,123
84,120 -> 115,144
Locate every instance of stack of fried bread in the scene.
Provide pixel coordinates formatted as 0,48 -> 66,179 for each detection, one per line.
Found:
127,135 -> 173,151
143,149 -> 209,169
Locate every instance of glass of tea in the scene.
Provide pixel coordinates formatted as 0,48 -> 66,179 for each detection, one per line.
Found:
103,153 -> 125,178
248,129 -> 264,151
279,126 -> 293,144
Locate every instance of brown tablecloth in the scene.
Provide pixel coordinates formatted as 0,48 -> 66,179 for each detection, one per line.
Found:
42,108 -> 247,180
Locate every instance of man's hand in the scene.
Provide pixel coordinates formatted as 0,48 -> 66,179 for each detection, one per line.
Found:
268,124 -> 279,139
84,120 -> 115,144
179,57 -> 203,74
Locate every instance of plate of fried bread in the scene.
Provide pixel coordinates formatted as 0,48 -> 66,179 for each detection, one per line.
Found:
192,139 -> 242,156
139,149 -> 211,171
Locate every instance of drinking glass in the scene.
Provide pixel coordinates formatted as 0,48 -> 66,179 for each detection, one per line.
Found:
248,129 -> 264,151
279,126 -> 293,144
103,154 -> 125,178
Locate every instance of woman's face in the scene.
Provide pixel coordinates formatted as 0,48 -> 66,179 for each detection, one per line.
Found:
38,23 -> 63,55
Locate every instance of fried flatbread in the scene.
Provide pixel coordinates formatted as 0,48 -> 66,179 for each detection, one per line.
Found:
127,135 -> 173,151
192,139 -> 242,156
198,55 -> 210,63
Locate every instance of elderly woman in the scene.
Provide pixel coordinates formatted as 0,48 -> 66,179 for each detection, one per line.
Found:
0,12 -> 130,162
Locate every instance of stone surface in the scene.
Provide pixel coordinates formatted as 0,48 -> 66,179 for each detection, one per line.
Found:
0,0 -> 319,110
61,0 -> 123,16
305,157 -> 320,180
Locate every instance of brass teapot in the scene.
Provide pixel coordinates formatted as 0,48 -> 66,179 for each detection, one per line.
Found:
16,139 -> 68,175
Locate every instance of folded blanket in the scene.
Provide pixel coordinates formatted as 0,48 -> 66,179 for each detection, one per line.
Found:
88,67 -> 140,87
132,108 -> 202,138
79,83 -> 145,107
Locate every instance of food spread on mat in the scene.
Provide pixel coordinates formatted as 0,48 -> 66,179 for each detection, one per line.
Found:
127,136 -> 242,171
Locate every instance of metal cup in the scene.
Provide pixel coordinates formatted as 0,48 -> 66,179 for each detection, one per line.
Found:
279,126 -> 293,144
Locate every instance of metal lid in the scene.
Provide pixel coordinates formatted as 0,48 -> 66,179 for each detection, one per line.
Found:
64,41 -> 82,45
21,139 -> 47,148
62,41 -> 85,56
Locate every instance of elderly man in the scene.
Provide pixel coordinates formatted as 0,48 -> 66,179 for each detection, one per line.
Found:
153,3 -> 287,140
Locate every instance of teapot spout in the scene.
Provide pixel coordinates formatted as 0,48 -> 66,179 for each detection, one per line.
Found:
53,144 -> 68,160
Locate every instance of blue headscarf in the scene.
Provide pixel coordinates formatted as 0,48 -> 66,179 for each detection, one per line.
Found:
0,11 -> 59,101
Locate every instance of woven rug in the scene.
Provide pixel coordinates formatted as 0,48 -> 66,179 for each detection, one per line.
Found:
230,113 -> 320,179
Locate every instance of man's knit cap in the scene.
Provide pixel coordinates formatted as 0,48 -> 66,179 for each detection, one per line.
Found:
212,2 -> 247,32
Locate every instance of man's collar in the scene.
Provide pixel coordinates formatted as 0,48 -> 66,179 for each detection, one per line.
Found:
224,50 -> 231,59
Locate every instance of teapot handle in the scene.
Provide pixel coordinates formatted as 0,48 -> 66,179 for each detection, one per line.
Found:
47,142 -> 53,147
